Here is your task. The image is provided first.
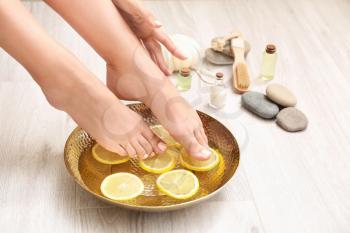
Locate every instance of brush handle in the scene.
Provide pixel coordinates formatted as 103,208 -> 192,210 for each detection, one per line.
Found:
231,39 -> 245,63
231,38 -> 247,92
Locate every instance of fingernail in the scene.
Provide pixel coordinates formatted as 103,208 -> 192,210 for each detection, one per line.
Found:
154,20 -> 163,27
158,142 -> 167,152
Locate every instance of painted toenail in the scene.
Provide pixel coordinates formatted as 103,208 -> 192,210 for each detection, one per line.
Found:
158,142 -> 167,151
199,149 -> 211,159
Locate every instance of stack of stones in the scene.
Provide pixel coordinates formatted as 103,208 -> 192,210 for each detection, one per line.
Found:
242,84 -> 308,132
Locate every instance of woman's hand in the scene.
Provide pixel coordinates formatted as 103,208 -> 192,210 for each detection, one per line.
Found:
112,0 -> 187,75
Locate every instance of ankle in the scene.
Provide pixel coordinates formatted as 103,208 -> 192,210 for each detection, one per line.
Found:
143,79 -> 180,109
38,58 -> 102,112
40,66 -> 79,111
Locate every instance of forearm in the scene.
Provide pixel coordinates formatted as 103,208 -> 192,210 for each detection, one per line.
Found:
44,0 -> 140,64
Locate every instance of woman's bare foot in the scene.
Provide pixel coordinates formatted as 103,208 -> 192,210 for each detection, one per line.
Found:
46,63 -> 166,160
107,45 -> 210,160
0,0 -> 166,160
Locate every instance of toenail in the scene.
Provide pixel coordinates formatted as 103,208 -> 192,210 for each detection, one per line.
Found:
158,142 -> 167,151
150,152 -> 156,157
143,154 -> 149,159
199,149 -> 211,159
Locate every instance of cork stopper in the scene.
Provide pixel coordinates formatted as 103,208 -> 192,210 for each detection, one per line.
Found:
180,67 -> 191,77
266,44 -> 276,54
216,72 -> 224,80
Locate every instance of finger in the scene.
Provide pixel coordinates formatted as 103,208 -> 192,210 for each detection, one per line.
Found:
153,29 -> 187,60
153,20 -> 163,28
144,40 -> 171,76
152,42 -> 172,76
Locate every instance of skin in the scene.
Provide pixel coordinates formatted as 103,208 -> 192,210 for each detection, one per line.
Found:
0,0 -> 166,160
0,0 -> 211,160
111,0 -> 187,75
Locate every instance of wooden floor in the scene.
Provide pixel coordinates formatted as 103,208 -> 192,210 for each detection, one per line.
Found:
1,0 -> 350,232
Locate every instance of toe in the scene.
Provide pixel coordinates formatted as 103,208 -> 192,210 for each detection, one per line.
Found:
131,138 -> 148,160
195,128 -> 208,146
178,131 -> 211,161
200,127 -> 209,144
124,142 -> 137,158
137,135 -> 154,155
96,140 -> 128,156
142,129 -> 167,153
115,144 -> 128,156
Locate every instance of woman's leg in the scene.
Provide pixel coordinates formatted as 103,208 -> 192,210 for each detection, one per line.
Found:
44,0 -> 211,160
0,0 -> 165,159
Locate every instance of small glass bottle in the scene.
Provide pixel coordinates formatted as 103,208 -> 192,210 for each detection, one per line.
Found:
209,72 -> 227,109
260,44 -> 277,80
176,67 -> 192,92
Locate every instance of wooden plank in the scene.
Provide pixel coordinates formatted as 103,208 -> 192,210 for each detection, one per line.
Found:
0,83 -> 77,232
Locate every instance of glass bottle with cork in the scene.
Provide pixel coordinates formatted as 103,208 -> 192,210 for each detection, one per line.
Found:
209,72 -> 227,109
260,44 -> 277,80
176,67 -> 192,92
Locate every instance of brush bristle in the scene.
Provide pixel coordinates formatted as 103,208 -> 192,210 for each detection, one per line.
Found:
235,63 -> 250,89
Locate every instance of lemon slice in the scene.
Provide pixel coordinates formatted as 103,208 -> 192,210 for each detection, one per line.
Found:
180,148 -> 220,172
92,144 -> 130,165
100,173 -> 144,201
150,125 -> 181,148
139,149 -> 177,174
156,169 -> 199,199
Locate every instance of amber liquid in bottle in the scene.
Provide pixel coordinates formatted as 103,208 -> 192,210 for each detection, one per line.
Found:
260,44 -> 277,80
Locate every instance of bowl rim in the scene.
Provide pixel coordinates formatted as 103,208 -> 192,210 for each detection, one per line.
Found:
64,108 -> 240,211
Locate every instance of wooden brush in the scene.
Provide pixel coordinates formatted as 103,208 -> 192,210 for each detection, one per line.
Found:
231,37 -> 250,93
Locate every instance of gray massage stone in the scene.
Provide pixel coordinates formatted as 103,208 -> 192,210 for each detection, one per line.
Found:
205,48 -> 234,65
276,107 -> 308,132
242,91 -> 279,119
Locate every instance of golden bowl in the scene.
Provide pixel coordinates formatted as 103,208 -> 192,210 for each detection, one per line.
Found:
64,103 -> 239,212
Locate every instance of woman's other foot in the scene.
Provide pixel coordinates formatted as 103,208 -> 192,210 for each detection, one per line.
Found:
44,62 -> 166,160
106,45 -> 210,160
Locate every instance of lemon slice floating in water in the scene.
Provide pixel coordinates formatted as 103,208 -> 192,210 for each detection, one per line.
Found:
150,125 -> 181,148
156,169 -> 199,199
139,149 -> 178,174
180,148 -> 220,172
100,173 -> 144,201
92,144 -> 130,165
